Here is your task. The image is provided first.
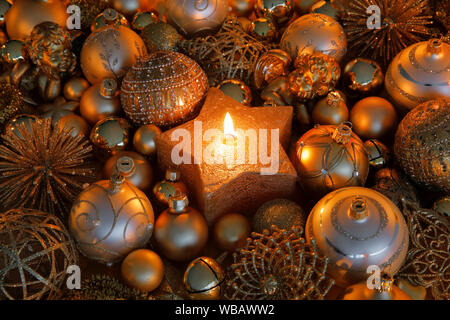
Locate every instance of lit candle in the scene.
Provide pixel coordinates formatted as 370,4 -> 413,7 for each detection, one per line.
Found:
222,112 -> 237,168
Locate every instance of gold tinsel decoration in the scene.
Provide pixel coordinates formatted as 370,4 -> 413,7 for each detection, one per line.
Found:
225,226 -> 334,300
0,81 -> 26,131
0,118 -> 97,216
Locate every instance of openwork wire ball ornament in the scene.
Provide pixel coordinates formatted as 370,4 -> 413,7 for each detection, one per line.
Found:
0,209 -> 78,300
225,226 -> 335,300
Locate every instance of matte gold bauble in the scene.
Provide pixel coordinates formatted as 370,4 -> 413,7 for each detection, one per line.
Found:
280,13 -> 347,62
253,49 -> 291,90
90,8 -> 130,33
364,139 -> 390,169
306,187 -> 409,287
120,51 -> 208,127
183,256 -> 225,300
1,40 -> 25,64
293,123 -> 369,199
0,0 -> 11,28
256,0 -> 293,25
140,22 -> 181,53
80,78 -> 121,125
343,58 -> 383,97
153,169 -> 189,206
113,0 -> 147,17
433,196 -> 450,218
133,124 -> 162,157
121,249 -> 164,293
132,10 -> 159,31
350,97 -> 398,140
5,0 -> 67,41
81,22 -> 147,84
394,98 -> 450,193
217,79 -> 252,106
154,195 -> 208,262
90,117 -> 132,156
56,114 -> 90,138
253,198 -> 305,233
312,91 -> 348,125
64,77 -> 90,102
248,17 -> 277,42
213,213 -> 250,251
165,0 -> 228,38
385,39 -> 450,115
69,156 -> 155,265
342,275 -> 412,300
229,0 -> 256,17
103,151 -> 153,191
293,0 -> 318,13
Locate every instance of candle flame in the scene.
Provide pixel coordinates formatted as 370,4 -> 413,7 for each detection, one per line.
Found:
224,112 -> 236,138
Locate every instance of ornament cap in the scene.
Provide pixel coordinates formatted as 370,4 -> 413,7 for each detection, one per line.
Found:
169,194 -> 189,214
326,91 -> 342,107
376,273 -> 394,293
100,78 -> 118,97
165,168 -> 181,182
348,196 -> 369,221
103,8 -> 119,24
427,38 -> 443,55
332,122 -> 353,144
110,156 -> 135,192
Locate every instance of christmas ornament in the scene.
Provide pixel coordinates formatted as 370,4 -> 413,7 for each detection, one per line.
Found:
364,139 -> 391,169
342,58 -> 383,97
80,78 -> 121,125
225,226 -> 335,299
0,40 -> 25,64
67,0 -> 110,31
154,194 -> 208,262
120,51 -> 208,128
165,0 -> 228,38
5,0 -> 67,41
350,97 -> 398,140
132,10 -> 159,31
90,8 -> 130,33
38,96 -> 79,126
397,278 -> 426,301
4,114 -> 40,138
217,79 -> 253,106
213,213 -> 250,251
0,30 -> 6,47
121,249 -> 164,293
183,256 -> 224,300
113,0 -> 147,17
0,209 -> 78,300
341,274 -> 411,300
63,77 -> 90,102
80,20 -> 147,85
306,187 -> 409,287
312,91 -> 348,125
69,156 -> 155,265
0,0 -> 11,28
0,119 -> 96,216
280,13 -> 347,62
253,49 -> 291,90
310,0 -> 343,20
229,0 -> 256,17
433,196 -> 450,218
255,0 -> 293,25
56,114 -> 90,138
248,17 -> 277,42
385,39 -> 450,114
141,22 -> 182,52
340,0 -> 433,67
253,198 -> 305,234
293,0 -> 318,13
394,98 -> 450,193
153,169 -> 189,206
0,80 -> 27,131
103,151 -> 153,191
133,124 -> 162,157
293,123 -> 369,199
90,117 -> 132,157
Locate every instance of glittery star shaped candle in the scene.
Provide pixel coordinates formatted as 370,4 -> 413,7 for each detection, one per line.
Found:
156,88 -> 297,224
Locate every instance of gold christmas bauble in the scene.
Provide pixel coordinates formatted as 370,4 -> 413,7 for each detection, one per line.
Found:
217,79 -> 252,106
310,0 -> 342,20
113,0 -> 147,17
56,114 -> 90,138
253,49 -> 291,90
280,13 -> 347,62
0,0 -> 11,28
0,40 -> 25,64
248,17 -> 277,42
293,0 -> 318,13
90,8 -> 130,33
312,91 -> 348,125
69,157 -> 155,265
132,10 -> 159,31
90,117 -> 132,157
349,97 -> 398,140
394,98 -> 450,193
343,58 -> 383,97
183,256 -> 225,300
80,78 -> 121,125
121,249 -> 164,293
306,187 -> 409,287
120,51 -> 208,128
153,169 -> 189,206
364,139 -> 391,169
228,0 -> 256,17
39,96 -> 79,126
253,198 -> 305,233
385,39 -> 450,115
154,195 -> 208,262
255,0 -> 293,25
133,124 -> 162,157
293,123 -> 369,199
341,275 -> 412,300
140,22 -> 182,52
63,77 -> 90,102
80,24 -> 147,84
213,213 -> 250,251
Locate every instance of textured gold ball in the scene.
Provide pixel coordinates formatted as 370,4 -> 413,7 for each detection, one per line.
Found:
121,249 -> 164,293
56,114 -> 90,138
90,117 -> 132,156
133,124 -> 162,157
343,58 -> 383,97
217,79 -> 253,106
248,17 -> 277,42
253,198 -> 305,233
229,0 -> 256,17
213,213 -> 250,251
141,22 -> 182,52
183,256 -> 225,300
312,91 -> 349,125
364,139 -> 391,169
256,0 -> 293,25
63,77 -> 90,102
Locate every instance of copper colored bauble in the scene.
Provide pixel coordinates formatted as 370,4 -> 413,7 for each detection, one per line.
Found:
120,51 -> 208,128
350,97 -> 398,140
293,123 -> 369,199
132,10 -> 159,30
0,29 -> 7,47
385,39 -> 450,115
141,22 -> 181,52
229,0 -> 256,17
165,0 -> 228,38
80,78 -> 121,125
154,194 -> 208,262
90,8 -> 130,33
80,23 -> 147,85
64,77 -> 90,102
343,58 -> 383,97
433,196 -> 450,218
183,256 -> 225,300
133,124 -> 162,157
90,117 -> 132,157
103,151 -> 153,191
0,0 -> 11,28
153,169 -> 189,206
394,99 -> 450,193
306,187 -> 409,287
248,17 -> 277,42
113,0 -> 147,17
280,13 -> 347,62
341,274 -> 411,300
213,213 -> 250,251
255,0 -> 293,25
56,114 -> 90,138
4,114 -> 39,138
39,96 -> 79,126
253,49 -> 291,90
312,91 -> 348,125
217,79 -> 252,106
253,198 -> 305,234
121,249 -> 164,293
364,139 -> 391,169
5,0 -> 67,41
293,0 -> 318,13
310,0 -> 343,20
69,156 -> 155,265
0,40 -> 25,64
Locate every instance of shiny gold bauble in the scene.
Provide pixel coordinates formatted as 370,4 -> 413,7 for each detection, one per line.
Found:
213,213 -> 250,251
141,22 -> 182,52
121,51 -> 208,127
80,78 -> 121,125
81,23 -> 147,84
133,124 -> 162,157
256,0 -> 293,25
280,13 -> 347,62
5,0 -> 67,41
90,8 -> 130,33
56,114 -> 90,138
312,91 -> 348,125
342,276 -> 412,300
306,187 -> 409,287
228,0 -> 256,17
121,249 -> 164,293
0,0 -> 11,28
364,139 -> 391,169
69,157 -> 155,265
103,151 -> 153,191
63,77 -> 90,102
165,0 -> 228,38
385,39 -> 450,115
153,169 -> 189,206
394,98 -> 450,193
5,114 -> 40,138
183,256 -> 225,300
1,40 -> 25,64
433,196 -> 450,218
350,97 -> 398,140
293,123 -> 369,199
293,0 -> 318,13
253,198 -> 305,233
253,49 -> 291,90
248,17 -> 277,42
310,0 -> 343,20
343,58 -> 383,97
132,10 -> 159,31
90,117 -> 132,156
154,195 -> 208,262
217,79 -> 252,106
113,0 -> 147,17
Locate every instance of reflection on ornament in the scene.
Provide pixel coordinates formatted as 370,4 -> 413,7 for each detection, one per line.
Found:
0,40 -> 25,64
132,11 -> 159,31
56,114 -> 90,138
256,0 -> 293,25
213,213 -> 250,251
217,79 -> 253,106
364,139 -> 391,169
113,0 -> 146,17
153,169 -> 189,206
433,196 -> 450,219
229,0 -> 256,17
64,77 -> 90,102
90,117 -> 132,157
253,49 -> 291,90
343,58 -> 383,97
0,0 -> 11,28
133,124 -> 162,157
183,256 -> 225,300
248,17 -> 277,42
